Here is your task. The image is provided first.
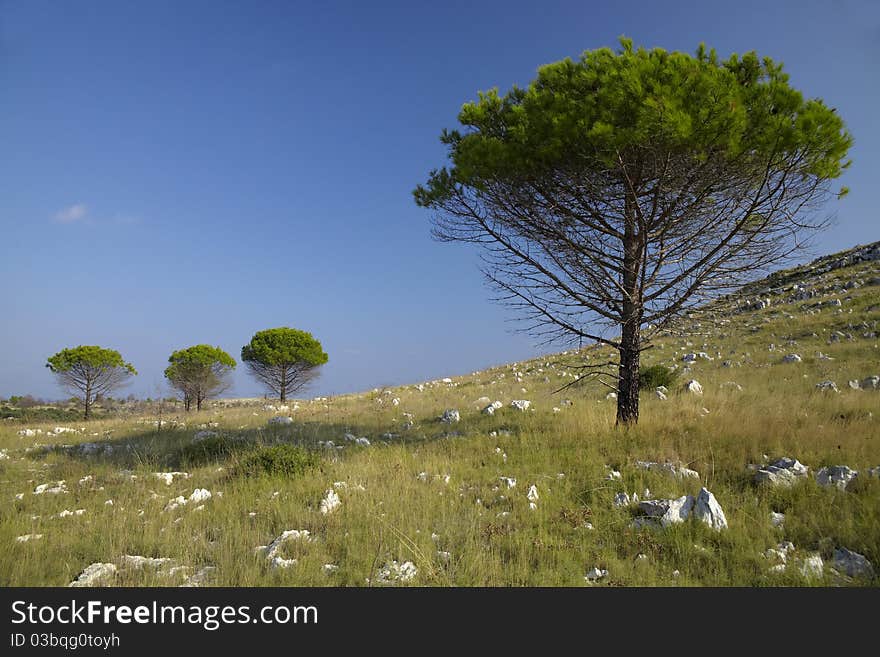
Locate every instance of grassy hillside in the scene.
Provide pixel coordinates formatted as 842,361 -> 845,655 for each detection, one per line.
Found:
2,242 -> 878,587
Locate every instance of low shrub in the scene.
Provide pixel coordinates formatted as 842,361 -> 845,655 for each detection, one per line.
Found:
235,444 -> 320,478
639,364 -> 680,391
176,436 -> 236,467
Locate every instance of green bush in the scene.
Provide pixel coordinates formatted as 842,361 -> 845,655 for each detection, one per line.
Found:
0,405 -> 82,422
639,364 -> 680,391
176,436 -> 235,467
235,444 -> 319,478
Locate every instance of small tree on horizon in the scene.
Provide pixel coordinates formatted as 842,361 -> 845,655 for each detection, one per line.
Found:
414,39 -> 852,426
164,344 -> 236,412
46,346 -> 137,419
241,327 -> 328,402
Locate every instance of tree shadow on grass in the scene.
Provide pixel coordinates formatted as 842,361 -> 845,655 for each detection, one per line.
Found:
21,411 -> 519,472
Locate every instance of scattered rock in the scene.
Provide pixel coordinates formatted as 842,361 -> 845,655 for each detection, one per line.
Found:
16,534 -> 43,543
189,488 -> 212,504
482,401 -> 503,415
764,541 -> 796,571
635,461 -> 700,479
782,354 -> 802,363
638,495 -> 695,527
815,380 -> 840,393
69,563 -> 117,587
584,567 -> 608,582
153,472 -> 190,486
815,465 -> 858,490
375,560 -> 417,584
259,529 -> 312,569
832,548 -> 874,579
268,416 -> 293,425
527,485 -> 539,502
769,512 -> 785,528
683,352 -> 714,362
613,492 -> 631,507
755,457 -> 809,487
120,555 -> 175,570
440,409 -> 460,424
34,481 -> 68,495
180,566 -> 215,587
684,380 -> 703,395
510,400 -> 531,411
799,554 -> 825,580
693,488 -> 728,530
319,488 -> 341,515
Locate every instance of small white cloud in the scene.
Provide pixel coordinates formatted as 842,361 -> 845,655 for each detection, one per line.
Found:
53,203 -> 88,223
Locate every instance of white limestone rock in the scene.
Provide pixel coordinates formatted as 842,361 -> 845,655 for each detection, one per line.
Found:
638,495 -> 695,527
755,457 -> 809,487
510,399 -> 531,411
69,562 -> 117,587
635,461 -> 700,479
613,492 -> 631,507
782,354 -> 802,363
799,554 -> 825,580
693,487 -> 728,531
259,529 -> 312,569
376,560 -> 417,584
319,488 -> 341,515
34,481 -> 68,495
179,566 -> 216,587
861,375 -> 880,390
527,484 -> 539,502
684,380 -> 703,395
188,488 -> 212,504
815,465 -> 858,490
153,472 -> 190,486
440,409 -> 460,424
120,555 -> 175,570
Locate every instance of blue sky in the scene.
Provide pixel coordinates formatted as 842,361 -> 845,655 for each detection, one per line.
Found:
2,0 -> 878,401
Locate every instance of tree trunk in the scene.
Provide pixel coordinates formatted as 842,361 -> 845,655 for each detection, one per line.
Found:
280,367 -> 286,403
616,322 -> 640,425
196,392 -> 203,411
84,383 -> 92,420
617,191 -> 642,426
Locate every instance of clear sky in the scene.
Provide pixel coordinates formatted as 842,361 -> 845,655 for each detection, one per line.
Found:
2,0 -> 878,401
